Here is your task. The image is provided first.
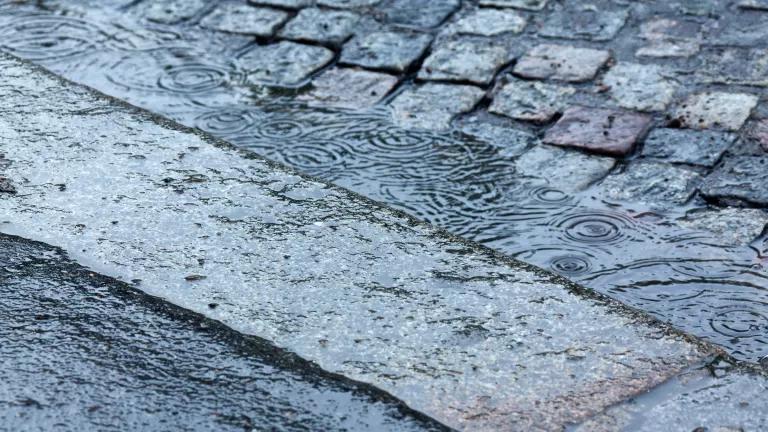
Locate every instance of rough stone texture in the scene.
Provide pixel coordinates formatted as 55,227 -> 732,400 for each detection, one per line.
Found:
449,8 -> 526,36
0,55 -> 716,431
514,145 -> 616,193
0,234 -> 444,431
514,44 -> 610,83
238,41 -> 334,87
140,0 -> 207,24
340,30 -> 432,72
544,107 -> 652,156
576,366 -> 768,432
642,128 -> 735,167
540,4 -> 628,41
739,0 -> 768,10
458,119 -> 535,158
598,161 -> 701,210
279,8 -> 359,45
200,4 -> 288,36
249,0 -> 312,8
679,208 -> 768,246
673,92 -> 759,131
318,0 -> 381,8
299,67 -> 398,109
701,156 -> 768,206
603,63 -> 677,112
379,0 -> 459,28
479,0 -> 548,10
418,39 -> 510,85
389,83 -> 484,130
697,48 -> 768,88
636,39 -> 700,58
489,79 -> 574,123
750,119 -> 768,152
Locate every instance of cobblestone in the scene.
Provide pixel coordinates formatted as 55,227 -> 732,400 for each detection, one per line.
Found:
340,30 -> 432,72
489,79 -> 574,123
679,207 -> 768,246
318,0 -> 381,7
701,156 -> 768,206
513,44 -> 610,83
141,0 -> 206,24
389,83 -> 484,130
479,0 -> 548,10
540,4 -> 628,42
250,0 -> 311,8
418,39 -> 510,85
515,144 -> 616,193
279,8 -> 360,45
379,0 -> 459,28
642,128 -> 735,167
603,63 -> 677,112
299,67 -> 397,109
238,41 -> 334,86
598,161 -> 701,210
672,92 -> 759,131
447,8 -> 526,37
201,4 -> 288,36
544,106 -> 651,156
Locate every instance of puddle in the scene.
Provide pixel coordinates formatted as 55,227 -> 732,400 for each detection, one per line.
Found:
0,4 -> 766,363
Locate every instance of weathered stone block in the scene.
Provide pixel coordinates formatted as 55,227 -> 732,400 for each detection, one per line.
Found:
450,8 -> 526,36
389,83 -> 484,130
142,0 -> 207,24
642,128 -> 735,167
540,4 -> 628,41
701,156 -> 768,206
239,41 -> 334,86
280,8 -> 360,45
418,39 -> 510,85
598,161 -> 701,210
544,107 -> 651,156
489,79 -> 574,123
679,208 -> 768,246
514,44 -> 610,83
672,92 -> 758,131
340,30 -> 432,72
479,0 -> 548,10
299,68 -> 398,109
515,144 -> 615,193
379,0 -> 460,28
201,4 -> 288,36
603,63 -> 677,112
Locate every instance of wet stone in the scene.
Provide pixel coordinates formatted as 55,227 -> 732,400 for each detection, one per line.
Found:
514,44 -> 610,83
449,8 -> 527,36
672,92 -> 759,132
598,161 -> 701,210
379,0 -> 460,28
750,119 -> 768,152
458,120 -> 535,158
636,40 -> 700,58
200,4 -> 288,36
249,0 -> 312,8
318,0 -> 382,7
479,0 -> 548,10
340,30 -> 432,72
739,0 -> 768,10
697,48 -> 768,88
604,63 -> 677,112
279,8 -> 360,45
642,128 -> 735,167
489,79 -> 574,123
701,156 -> 768,206
679,208 -> 768,246
418,39 -> 510,85
238,41 -> 334,87
514,144 -> 615,193
141,0 -> 207,24
389,83 -> 484,130
711,19 -> 768,47
544,107 -> 651,156
540,4 -> 629,42
299,68 -> 398,109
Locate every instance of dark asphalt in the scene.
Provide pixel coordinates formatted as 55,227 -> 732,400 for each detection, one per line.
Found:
0,233 -> 447,431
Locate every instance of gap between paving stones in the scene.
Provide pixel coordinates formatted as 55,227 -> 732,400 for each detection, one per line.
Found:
0,52 -> 734,431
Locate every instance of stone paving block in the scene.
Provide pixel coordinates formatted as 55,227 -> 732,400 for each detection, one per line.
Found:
141,0 -> 207,24
298,67 -> 398,109
200,4 -> 288,36
603,63 -> 677,112
449,8 -> 526,36
739,0 -> 768,10
711,19 -> 768,47
636,40 -> 700,58
673,92 -> 759,131
514,44 -> 610,83
540,4 -> 629,41
389,83 -> 484,130
458,119 -> 536,158
750,119 -> 768,152
249,0 -> 312,8
642,128 -> 735,167
489,79 -> 574,123
544,107 -> 651,156
280,7 -> 360,45
679,208 -> 768,246
418,39 -> 510,85
479,0 -> 548,10
318,0 -> 381,7
379,0 -> 460,28
701,156 -> 768,206
340,30 -> 432,72
514,144 -> 615,193
598,161 -> 701,210
0,55 -> 718,431
238,41 -> 334,86
698,48 -> 768,87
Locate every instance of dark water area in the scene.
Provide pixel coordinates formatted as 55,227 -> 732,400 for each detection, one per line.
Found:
0,2 -> 766,364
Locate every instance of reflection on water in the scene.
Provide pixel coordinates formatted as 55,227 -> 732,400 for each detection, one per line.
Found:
0,6 -> 766,362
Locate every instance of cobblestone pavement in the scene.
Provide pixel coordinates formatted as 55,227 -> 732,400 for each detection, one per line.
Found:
1,1 -> 768,363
